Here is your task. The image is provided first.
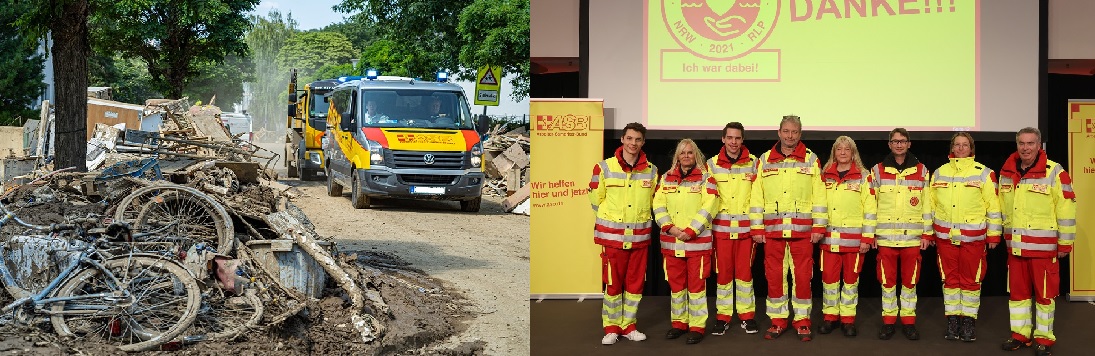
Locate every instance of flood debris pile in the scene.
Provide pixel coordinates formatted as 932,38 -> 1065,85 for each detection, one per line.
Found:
480,125 -> 530,216
0,101 -> 480,355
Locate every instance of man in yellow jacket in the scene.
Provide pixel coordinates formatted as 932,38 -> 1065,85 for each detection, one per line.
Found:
653,139 -> 718,345
869,128 -> 932,341
748,115 -> 827,341
928,132 -> 1002,342
589,122 -> 659,345
998,127 -> 1076,356
705,122 -> 760,336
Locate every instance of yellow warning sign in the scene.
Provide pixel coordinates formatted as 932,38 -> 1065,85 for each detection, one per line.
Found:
475,65 -> 502,106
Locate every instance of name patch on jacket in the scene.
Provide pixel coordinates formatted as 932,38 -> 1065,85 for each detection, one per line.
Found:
965,181 -> 981,188
642,179 -> 653,188
847,182 -> 861,192
1029,184 -> 1048,194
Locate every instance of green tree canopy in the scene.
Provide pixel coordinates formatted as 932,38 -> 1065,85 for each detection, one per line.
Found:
0,0 -> 46,125
88,53 -> 160,104
90,0 -> 259,99
275,31 -> 357,84
335,0 -> 473,78
185,55 -> 253,108
458,0 -> 529,100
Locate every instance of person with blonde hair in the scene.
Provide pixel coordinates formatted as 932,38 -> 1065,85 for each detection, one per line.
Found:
928,132 -> 1002,343
653,138 -> 718,344
816,136 -> 877,338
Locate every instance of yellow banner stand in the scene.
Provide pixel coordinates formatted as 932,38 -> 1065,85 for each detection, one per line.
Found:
1067,99 -> 1095,301
530,99 -> 605,299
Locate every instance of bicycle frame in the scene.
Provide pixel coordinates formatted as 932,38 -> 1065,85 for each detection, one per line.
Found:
0,238 -> 132,319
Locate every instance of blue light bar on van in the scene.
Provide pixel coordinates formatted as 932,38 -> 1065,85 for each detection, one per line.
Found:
365,69 -> 379,80
338,75 -> 363,83
436,71 -> 449,82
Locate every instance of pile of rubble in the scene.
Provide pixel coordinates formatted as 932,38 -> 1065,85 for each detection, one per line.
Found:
0,100 -> 480,354
480,125 -> 530,215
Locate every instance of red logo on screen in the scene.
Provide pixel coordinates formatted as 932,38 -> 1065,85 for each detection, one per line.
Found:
1086,118 -> 1095,133
535,115 -> 591,131
663,0 -> 779,60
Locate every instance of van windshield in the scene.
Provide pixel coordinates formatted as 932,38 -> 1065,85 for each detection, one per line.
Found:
357,89 -> 475,130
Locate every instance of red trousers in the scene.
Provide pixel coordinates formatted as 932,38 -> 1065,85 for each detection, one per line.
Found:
877,246 -> 921,325
601,246 -> 648,334
763,238 -> 813,328
1007,255 -> 1059,346
820,250 -> 864,323
665,254 -> 711,332
937,240 -> 987,317
714,238 -> 756,321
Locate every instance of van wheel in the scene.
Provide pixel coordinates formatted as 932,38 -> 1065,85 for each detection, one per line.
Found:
351,172 -> 371,209
460,197 -> 481,212
326,167 -> 343,197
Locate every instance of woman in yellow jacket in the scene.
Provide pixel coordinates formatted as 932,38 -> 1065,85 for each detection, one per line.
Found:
928,132 -> 1002,342
817,136 -> 877,338
653,139 -> 719,345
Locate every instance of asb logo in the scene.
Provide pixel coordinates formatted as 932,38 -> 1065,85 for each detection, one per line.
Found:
663,0 -> 779,60
535,115 -> 591,131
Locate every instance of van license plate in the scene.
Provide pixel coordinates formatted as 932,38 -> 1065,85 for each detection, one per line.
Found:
412,186 -> 445,194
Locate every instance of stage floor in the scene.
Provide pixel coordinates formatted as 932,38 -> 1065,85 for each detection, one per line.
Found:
531,296 -> 1095,356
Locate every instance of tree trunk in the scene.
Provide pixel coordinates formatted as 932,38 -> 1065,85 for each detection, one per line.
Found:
50,0 -> 89,172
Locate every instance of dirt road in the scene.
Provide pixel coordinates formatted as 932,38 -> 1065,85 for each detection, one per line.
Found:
259,142 -> 530,355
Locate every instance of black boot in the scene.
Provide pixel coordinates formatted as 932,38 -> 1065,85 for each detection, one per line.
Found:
818,320 -> 839,334
944,315 -> 960,341
959,316 -> 976,342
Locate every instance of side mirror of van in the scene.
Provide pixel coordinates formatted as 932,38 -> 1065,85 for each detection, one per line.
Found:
476,115 -> 490,135
287,104 -> 296,118
340,116 -> 355,132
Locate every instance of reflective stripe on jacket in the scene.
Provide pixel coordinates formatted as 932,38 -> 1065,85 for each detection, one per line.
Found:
706,145 -> 757,240
653,166 -> 718,257
998,151 -> 1077,258
748,142 -> 827,239
589,147 -> 660,249
929,156 -> 1002,245
870,155 -> 932,247
821,164 -> 877,253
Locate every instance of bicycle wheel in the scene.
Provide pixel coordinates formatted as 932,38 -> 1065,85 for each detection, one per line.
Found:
184,288 -> 263,341
113,184 -> 235,254
49,255 -> 201,352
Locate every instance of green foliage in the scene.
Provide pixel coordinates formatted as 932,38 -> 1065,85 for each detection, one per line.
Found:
244,9 -> 298,131
335,0 -> 473,78
322,20 -> 376,53
314,63 -> 356,81
90,0 -> 259,99
275,31 -> 357,84
458,0 -> 529,100
88,53 -> 160,104
0,0 -> 47,125
186,55 -> 253,107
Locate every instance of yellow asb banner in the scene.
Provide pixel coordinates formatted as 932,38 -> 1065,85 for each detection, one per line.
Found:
530,99 -> 605,299
645,0 -> 978,129
1067,100 -> 1095,301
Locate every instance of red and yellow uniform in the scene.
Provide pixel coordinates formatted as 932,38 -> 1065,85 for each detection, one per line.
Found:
869,154 -> 932,326
589,147 -> 659,336
928,156 -> 1001,320
748,142 -> 827,329
705,146 -> 758,324
998,151 -> 1076,347
819,164 -> 876,325
653,166 -> 718,333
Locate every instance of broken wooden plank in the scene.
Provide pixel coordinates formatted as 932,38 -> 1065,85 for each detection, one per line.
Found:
502,184 -> 530,212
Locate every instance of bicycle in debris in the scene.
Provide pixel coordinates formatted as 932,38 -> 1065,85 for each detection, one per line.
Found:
0,208 -> 201,352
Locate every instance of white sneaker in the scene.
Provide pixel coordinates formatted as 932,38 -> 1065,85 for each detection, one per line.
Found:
601,333 -> 619,345
623,330 -> 647,341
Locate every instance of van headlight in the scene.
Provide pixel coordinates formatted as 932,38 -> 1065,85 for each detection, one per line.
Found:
309,151 -> 322,165
365,139 -> 385,165
470,142 -> 483,168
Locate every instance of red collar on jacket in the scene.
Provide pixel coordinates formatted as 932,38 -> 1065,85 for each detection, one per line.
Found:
823,163 -> 863,183
1001,150 -> 1047,179
717,145 -> 752,168
767,142 -> 807,163
614,146 -> 650,172
664,165 -> 703,183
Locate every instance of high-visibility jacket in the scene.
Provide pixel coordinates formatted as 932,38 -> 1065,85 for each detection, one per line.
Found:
653,166 -> 719,258
589,147 -> 660,250
929,156 -> 1003,245
821,164 -> 877,253
869,154 -> 932,248
998,151 -> 1077,258
748,142 -> 827,239
706,145 -> 757,240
